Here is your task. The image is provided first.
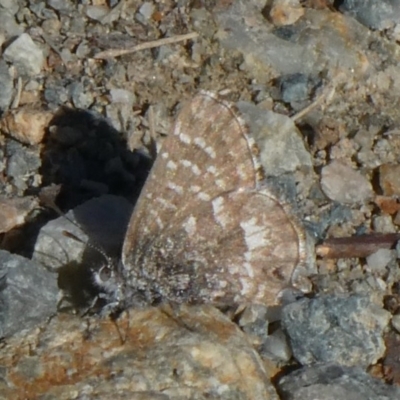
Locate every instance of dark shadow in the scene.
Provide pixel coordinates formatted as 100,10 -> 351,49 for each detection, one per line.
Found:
13,107 -> 154,312
41,107 -> 152,210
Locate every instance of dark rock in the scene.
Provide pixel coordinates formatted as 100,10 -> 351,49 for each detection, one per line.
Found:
5,140 -> 41,192
339,0 -> 400,30
0,60 -> 13,111
277,363 -> 400,400
0,250 -> 58,338
281,294 -> 390,366
277,73 -> 321,106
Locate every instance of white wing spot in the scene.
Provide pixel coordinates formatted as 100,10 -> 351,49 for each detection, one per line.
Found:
180,160 -> 200,176
174,120 -> 182,135
181,159 -> 192,167
205,146 -> 216,159
179,132 -> 191,144
194,137 -> 206,149
190,185 -> 201,193
191,164 -> 201,175
197,192 -> 211,201
212,197 -> 229,227
243,262 -> 255,279
156,197 -> 178,210
183,216 -> 197,236
167,182 -> 184,195
215,179 -> 227,189
240,217 -> 268,251
156,217 -> 164,229
166,160 -> 177,171
239,277 -> 253,295
207,166 -> 217,175
237,164 -> 249,180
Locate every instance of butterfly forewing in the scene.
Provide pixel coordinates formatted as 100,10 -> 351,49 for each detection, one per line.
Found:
122,91 -> 308,306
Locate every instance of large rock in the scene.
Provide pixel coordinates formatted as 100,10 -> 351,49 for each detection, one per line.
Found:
0,305 -> 278,399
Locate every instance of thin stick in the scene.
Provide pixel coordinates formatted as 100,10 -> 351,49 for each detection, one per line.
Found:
291,84 -> 336,122
11,77 -> 22,109
94,32 -> 199,60
316,233 -> 400,259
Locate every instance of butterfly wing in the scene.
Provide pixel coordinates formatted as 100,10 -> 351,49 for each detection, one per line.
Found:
122,91 -> 309,306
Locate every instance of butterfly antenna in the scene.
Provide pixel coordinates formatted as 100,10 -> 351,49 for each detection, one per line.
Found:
62,231 -> 114,267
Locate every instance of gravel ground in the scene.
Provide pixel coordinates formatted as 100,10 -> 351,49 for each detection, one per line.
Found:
2,0 -> 400,398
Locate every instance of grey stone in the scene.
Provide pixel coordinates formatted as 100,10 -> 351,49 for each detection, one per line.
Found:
281,294 -> 390,366
3,33 -> 44,77
0,60 -> 13,111
33,195 -> 133,271
278,73 -> 321,106
277,363 -> 400,400
237,101 -> 312,176
215,1 -> 372,79
138,2 -> 155,19
44,84 -> 69,106
0,250 -> 58,338
5,140 -> 41,192
261,328 -> 292,362
0,8 -> 22,37
366,249 -> 394,271
339,0 -> 400,30
320,161 -> 373,204
75,40 -> 90,59
109,88 -> 135,105
391,314 -> 400,334
0,0 -> 19,14
68,81 -> 94,109
238,304 -> 269,347
47,0 -> 73,13
85,5 -> 109,21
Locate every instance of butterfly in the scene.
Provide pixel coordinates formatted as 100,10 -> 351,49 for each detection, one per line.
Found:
95,91 -> 312,310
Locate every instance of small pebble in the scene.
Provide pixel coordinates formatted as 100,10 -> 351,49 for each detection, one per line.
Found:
138,2 -> 155,20
0,60 -> 13,111
3,33 -> 44,76
269,0 -> 305,26
366,249 -> 394,271
110,88 -> 135,105
321,161 -> 373,204
0,196 -> 38,233
261,328 -> 292,362
372,214 -> 396,233
391,315 -> 400,334
86,5 -> 109,21
0,107 -> 53,145
379,164 -> 400,196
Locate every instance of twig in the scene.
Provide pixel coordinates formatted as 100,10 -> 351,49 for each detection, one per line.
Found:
316,233 -> 400,259
94,32 -> 199,60
11,77 -> 22,109
291,84 -> 336,122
